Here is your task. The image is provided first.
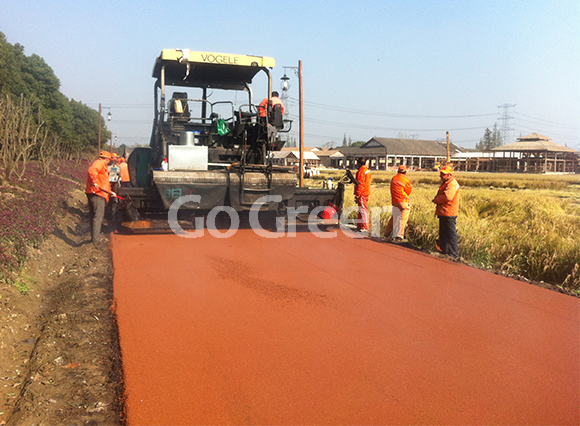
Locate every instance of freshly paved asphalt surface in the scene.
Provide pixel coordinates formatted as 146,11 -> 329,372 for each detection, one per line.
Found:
111,228 -> 579,425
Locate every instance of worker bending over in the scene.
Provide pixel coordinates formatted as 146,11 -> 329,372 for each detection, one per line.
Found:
86,151 -> 117,243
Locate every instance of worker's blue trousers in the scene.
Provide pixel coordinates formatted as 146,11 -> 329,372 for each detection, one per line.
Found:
438,216 -> 459,258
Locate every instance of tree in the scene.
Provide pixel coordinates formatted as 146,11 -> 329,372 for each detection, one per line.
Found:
70,99 -> 107,150
491,122 -> 503,149
476,128 -> 493,151
116,143 -> 128,156
0,94 -> 45,181
342,133 -> 347,147
351,141 -> 365,147
0,35 -> 27,99
0,32 -> 109,157
476,124 -> 504,151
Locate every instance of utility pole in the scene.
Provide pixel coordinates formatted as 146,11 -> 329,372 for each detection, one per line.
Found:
298,60 -> 304,188
446,131 -> 451,164
97,104 -> 112,152
281,61 -> 304,187
98,103 -> 102,152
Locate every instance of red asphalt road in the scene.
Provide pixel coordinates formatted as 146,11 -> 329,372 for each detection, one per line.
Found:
111,229 -> 579,425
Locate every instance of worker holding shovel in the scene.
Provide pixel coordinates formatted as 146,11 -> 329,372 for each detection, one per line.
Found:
86,151 -> 118,243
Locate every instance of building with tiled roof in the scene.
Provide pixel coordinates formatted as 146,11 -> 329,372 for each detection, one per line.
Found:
270,150 -> 321,168
449,133 -> 578,173
488,133 -> 578,173
335,137 -> 460,170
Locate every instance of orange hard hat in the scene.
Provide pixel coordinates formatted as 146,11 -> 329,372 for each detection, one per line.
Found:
439,165 -> 453,174
99,151 -> 112,159
397,165 -> 407,173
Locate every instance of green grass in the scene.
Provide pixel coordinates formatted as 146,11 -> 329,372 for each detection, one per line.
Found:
308,171 -> 580,292
13,274 -> 36,294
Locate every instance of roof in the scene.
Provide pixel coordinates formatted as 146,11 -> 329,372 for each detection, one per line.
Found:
337,146 -> 387,156
152,49 -> 275,90
313,149 -> 342,157
452,152 -> 496,158
270,151 -> 320,160
270,151 -> 291,159
366,138 -> 450,156
517,132 -> 551,141
281,146 -> 320,152
296,151 -> 320,160
491,133 -> 578,153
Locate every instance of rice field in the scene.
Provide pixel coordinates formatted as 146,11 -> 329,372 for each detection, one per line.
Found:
310,171 -> 580,293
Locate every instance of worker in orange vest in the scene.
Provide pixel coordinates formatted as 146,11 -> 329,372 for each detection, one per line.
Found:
432,165 -> 460,258
385,165 -> 412,241
258,91 -> 285,119
108,153 -> 121,193
354,158 -> 371,232
118,157 -> 131,187
86,151 -> 116,243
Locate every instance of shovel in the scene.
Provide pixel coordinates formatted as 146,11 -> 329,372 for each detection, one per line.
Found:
94,185 -> 124,200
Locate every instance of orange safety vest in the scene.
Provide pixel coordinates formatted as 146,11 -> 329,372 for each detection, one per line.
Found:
258,96 -> 285,117
434,177 -> 460,216
86,158 -> 111,201
354,165 -> 371,197
390,173 -> 412,204
119,160 -> 130,182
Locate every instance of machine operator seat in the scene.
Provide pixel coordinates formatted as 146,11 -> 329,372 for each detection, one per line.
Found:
269,103 -> 283,130
169,92 -> 190,121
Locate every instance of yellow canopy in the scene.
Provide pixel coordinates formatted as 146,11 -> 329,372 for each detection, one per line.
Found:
153,49 -> 275,90
159,49 -> 275,68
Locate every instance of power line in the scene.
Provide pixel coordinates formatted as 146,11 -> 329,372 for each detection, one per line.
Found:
288,98 -> 578,133
111,136 -> 149,140
511,124 -> 579,140
288,130 -> 344,141
109,120 -> 152,123
87,103 -> 151,108
513,112 -> 580,130
287,114 -> 489,133
513,116 -> 580,131
289,97 -> 498,119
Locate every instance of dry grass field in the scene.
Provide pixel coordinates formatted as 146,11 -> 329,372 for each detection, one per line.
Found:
310,171 -> 580,292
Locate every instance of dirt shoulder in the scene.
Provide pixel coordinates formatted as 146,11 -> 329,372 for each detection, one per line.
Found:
0,189 -> 124,425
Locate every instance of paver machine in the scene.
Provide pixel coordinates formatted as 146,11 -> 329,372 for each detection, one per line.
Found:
119,49 -> 344,230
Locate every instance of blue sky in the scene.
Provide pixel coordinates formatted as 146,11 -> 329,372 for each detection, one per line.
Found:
1,0 -> 578,149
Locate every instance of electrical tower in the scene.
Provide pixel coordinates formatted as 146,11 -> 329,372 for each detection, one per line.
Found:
497,103 -> 516,144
